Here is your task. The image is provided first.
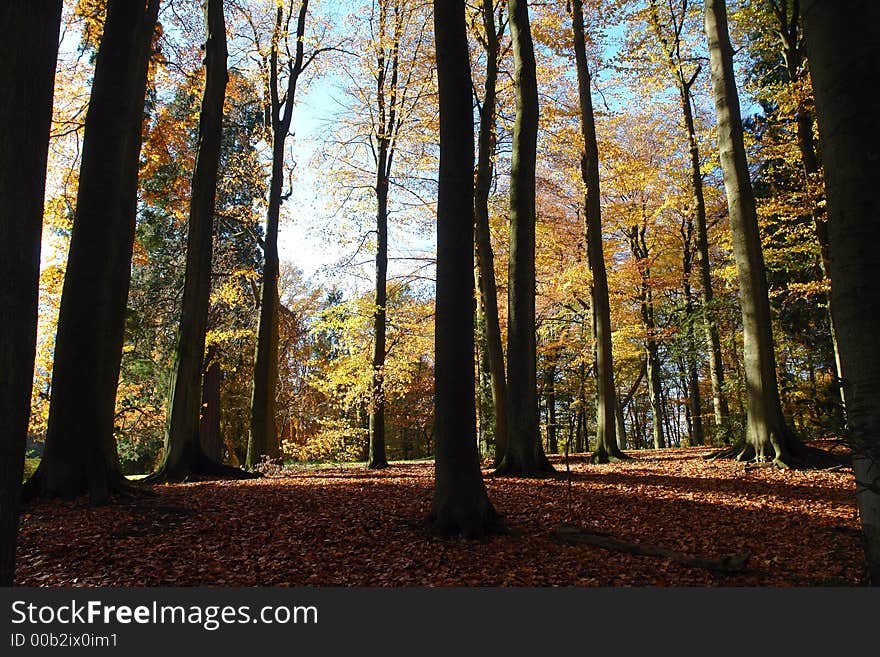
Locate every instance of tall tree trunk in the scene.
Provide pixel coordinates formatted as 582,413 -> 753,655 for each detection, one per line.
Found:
704,0 -> 804,467
199,347 -> 223,462
682,229 -> 705,446
429,0 -> 501,537
368,173 -> 389,468
0,0 -> 63,586
628,224 -> 665,450
648,0 -> 729,436
497,0 -> 553,475
368,0 -> 404,469
474,0 -> 510,466
248,1 -> 310,470
773,0 -> 845,427
803,0 -> 880,585
545,363 -> 558,454
572,0 -> 623,464
150,0 -> 249,482
24,0 -> 160,502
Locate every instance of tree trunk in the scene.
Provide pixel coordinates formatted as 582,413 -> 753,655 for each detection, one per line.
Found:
571,0 -> 624,464
199,348 -> 223,462
0,0 -> 63,586
248,1 -> 310,470
368,175 -> 389,468
775,0 -> 845,428
150,0 -> 249,483
649,0 -> 729,436
24,0 -> 160,502
474,0 -> 510,466
497,0 -> 553,476
803,0 -> 880,585
429,0 -> 501,537
704,0 -> 802,467
546,364 -> 558,454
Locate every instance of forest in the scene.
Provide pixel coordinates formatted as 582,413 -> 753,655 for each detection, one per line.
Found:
1,0 -> 878,588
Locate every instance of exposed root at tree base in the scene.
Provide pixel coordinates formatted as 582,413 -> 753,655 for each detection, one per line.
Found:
493,452 -> 557,477
21,464 -> 149,505
705,439 -> 845,470
589,451 -> 632,465
143,454 -> 261,484
554,524 -> 750,573
427,508 -> 508,541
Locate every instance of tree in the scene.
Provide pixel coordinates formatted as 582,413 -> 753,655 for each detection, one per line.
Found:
149,0 -> 253,482
802,0 -> 880,584
246,0 -> 313,470
24,0 -> 160,501
646,0 -> 729,437
473,0 -> 510,465
497,0 -> 555,475
704,0 -> 817,467
429,0 -> 501,537
0,0 -> 63,586
570,0 -> 625,463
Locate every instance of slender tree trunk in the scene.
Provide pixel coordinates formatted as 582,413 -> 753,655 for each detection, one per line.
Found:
497,0 -> 553,475
683,249 -> 705,446
546,363 -> 558,454
0,0 -> 63,586
570,0 -> 624,464
368,175 -> 389,468
248,1 -> 310,470
150,0 -> 249,482
704,0 -> 806,467
429,0 -> 501,537
24,0 -> 160,502
199,348 -> 223,462
649,0 -> 729,435
803,0 -> 880,585
474,0 -> 510,466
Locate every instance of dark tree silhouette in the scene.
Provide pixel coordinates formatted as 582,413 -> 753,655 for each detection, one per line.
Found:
0,0 -> 63,586
429,0 -> 502,537
24,0 -> 160,502
803,0 -> 880,585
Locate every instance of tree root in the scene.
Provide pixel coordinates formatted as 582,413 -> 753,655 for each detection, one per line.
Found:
554,524 -> 750,573
589,451 -> 632,465
22,463 -> 149,505
143,451 -> 261,484
493,451 -> 557,477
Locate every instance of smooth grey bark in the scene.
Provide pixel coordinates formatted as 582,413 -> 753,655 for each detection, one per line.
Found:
704,0 -> 801,466
24,0 -> 160,501
429,0 -> 501,537
247,1 -> 310,470
647,0 -> 728,436
474,0 -> 509,465
803,0 -> 880,585
0,0 -> 63,586
497,0 -> 553,475
570,0 -> 625,463
150,0 -> 251,482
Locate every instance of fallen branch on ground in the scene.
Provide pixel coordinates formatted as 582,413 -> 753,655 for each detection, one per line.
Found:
553,524 -> 750,573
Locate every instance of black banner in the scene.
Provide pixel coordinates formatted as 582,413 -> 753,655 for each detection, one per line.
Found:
1,587 -> 877,655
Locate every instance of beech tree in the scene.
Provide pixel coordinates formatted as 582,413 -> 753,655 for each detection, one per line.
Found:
803,0 -> 880,584
570,0 -> 625,463
646,0 -> 729,437
0,0 -> 63,586
245,0 -> 312,470
473,0 -> 510,464
429,0 -> 501,536
24,0 -> 160,501
149,0 -> 253,482
497,0 -> 554,475
704,0 -> 820,466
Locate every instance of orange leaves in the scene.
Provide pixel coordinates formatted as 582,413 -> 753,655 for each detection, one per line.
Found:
16,447 -> 866,587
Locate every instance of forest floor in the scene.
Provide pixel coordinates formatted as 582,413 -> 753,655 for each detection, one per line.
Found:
15,445 -> 868,586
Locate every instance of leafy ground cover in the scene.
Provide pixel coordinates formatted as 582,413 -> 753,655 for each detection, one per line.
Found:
15,446 -> 866,586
